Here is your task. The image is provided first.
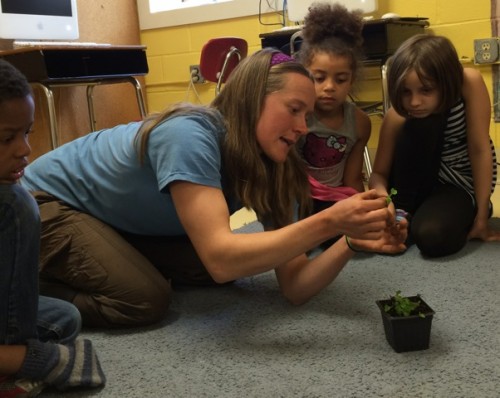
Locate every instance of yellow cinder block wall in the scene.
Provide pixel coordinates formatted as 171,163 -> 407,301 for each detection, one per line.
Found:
139,0 -> 499,153
140,15 -> 281,109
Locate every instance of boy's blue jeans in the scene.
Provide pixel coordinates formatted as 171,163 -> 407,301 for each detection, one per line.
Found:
0,184 -> 80,345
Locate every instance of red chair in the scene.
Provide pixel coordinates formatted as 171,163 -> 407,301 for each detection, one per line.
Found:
199,37 -> 248,95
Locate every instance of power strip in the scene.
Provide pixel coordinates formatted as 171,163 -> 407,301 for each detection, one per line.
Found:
13,40 -> 112,49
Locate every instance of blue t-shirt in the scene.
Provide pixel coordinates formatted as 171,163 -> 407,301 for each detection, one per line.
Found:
21,113 -> 241,235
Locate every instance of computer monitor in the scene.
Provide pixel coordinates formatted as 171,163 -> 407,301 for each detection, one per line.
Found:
287,0 -> 377,22
0,0 -> 79,40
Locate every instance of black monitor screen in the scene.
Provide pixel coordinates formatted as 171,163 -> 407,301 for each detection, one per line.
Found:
1,0 -> 72,16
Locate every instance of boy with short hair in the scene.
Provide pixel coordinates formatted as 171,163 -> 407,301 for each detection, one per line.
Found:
0,59 -> 105,396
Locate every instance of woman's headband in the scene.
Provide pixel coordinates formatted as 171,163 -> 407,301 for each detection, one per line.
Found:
270,52 -> 295,67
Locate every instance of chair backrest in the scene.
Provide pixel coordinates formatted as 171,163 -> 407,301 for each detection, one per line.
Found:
199,37 -> 248,95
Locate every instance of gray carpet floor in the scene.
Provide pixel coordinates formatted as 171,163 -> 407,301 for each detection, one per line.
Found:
41,218 -> 500,398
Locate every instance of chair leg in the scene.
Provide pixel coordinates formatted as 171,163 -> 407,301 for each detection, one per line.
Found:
364,146 -> 372,179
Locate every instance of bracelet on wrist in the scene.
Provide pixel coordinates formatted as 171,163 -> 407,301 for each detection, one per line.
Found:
345,235 -> 361,253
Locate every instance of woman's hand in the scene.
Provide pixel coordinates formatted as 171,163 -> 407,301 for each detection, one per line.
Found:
348,217 -> 408,254
325,189 -> 392,240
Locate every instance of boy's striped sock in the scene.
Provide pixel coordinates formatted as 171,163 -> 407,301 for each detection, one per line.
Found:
16,338 -> 105,391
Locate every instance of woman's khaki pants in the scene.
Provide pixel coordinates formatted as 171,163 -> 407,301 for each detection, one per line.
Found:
33,192 -> 215,328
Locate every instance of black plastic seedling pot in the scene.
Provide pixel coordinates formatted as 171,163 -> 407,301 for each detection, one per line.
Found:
376,295 -> 435,353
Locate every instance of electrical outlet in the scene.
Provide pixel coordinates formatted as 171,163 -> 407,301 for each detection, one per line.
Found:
190,65 -> 205,84
474,38 -> 500,64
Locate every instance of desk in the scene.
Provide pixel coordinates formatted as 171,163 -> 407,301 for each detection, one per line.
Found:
260,18 -> 429,61
260,19 -> 428,176
0,45 -> 149,148
260,18 -> 429,110
259,18 -> 429,105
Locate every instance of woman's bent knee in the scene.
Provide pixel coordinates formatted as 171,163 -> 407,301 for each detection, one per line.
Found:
74,277 -> 172,328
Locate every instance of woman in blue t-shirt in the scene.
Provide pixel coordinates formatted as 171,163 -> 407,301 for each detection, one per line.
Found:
22,48 -> 407,328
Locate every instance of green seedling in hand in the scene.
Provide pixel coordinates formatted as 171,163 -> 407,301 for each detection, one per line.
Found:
386,188 -> 398,205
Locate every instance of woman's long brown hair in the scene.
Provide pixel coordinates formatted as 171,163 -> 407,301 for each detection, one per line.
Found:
135,48 -> 313,228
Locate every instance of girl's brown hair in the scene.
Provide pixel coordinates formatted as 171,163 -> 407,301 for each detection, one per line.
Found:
135,48 -> 313,228
387,34 -> 464,116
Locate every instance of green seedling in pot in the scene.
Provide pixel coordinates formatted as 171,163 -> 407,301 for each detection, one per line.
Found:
384,290 -> 425,318
385,188 -> 398,205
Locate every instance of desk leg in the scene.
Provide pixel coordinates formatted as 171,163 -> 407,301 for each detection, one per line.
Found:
128,76 -> 148,118
86,78 -> 147,132
381,62 -> 390,113
31,83 -> 59,149
86,84 -> 98,131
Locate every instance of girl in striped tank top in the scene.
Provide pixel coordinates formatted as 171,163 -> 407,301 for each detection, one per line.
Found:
369,34 -> 499,257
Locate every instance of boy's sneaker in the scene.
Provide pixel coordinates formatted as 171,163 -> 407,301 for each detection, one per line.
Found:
0,376 -> 44,398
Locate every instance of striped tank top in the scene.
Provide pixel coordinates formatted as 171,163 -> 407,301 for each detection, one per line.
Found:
439,99 -> 497,204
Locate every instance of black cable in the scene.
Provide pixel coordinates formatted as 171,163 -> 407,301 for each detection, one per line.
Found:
258,0 -> 285,26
